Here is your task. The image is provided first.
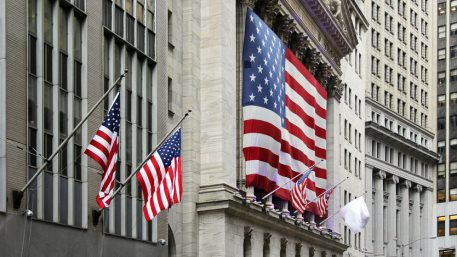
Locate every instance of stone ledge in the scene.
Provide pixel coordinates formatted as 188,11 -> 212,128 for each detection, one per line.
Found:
197,183 -> 348,253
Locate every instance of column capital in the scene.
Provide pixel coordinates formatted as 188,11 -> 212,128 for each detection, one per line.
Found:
274,14 -> 295,43
387,175 -> 399,184
375,170 -> 386,180
240,0 -> 257,9
414,184 -> 423,192
401,180 -> 412,189
244,226 -> 253,240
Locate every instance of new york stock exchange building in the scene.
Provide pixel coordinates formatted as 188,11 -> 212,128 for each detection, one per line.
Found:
171,0 -> 368,256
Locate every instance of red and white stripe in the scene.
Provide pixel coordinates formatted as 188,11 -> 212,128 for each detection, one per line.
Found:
244,48 -> 327,215
136,152 -> 182,221
85,127 -> 119,208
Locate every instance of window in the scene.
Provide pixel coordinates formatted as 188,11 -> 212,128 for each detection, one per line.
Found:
438,216 -> 446,236
438,141 -> 446,163
452,23 -> 457,36
439,25 -> 446,38
451,69 -> 457,82
438,72 -> 446,85
450,214 -> 457,235
103,0 -> 112,28
450,163 -> 457,201
439,49 -> 447,60
452,46 -> 457,59
451,93 -> 457,104
438,2 -> 446,15
438,95 -> 446,108
452,0 -> 457,12
114,4 -> 124,36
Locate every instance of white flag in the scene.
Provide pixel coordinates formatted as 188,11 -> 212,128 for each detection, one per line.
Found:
340,196 -> 370,233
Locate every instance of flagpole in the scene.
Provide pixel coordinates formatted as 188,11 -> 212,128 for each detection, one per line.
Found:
107,110 -> 192,208
261,159 -> 323,201
304,176 -> 349,209
12,70 -> 129,209
318,190 -> 368,226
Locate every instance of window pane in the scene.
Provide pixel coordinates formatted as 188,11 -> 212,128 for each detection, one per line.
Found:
59,7 -> 68,51
28,75 -> 37,126
28,0 -> 37,34
44,83 -> 53,131
74,60 -> 82,97
74,16 -> 82,60
59,90 -> 68,136
59,53 -> 68,90
43,0 -> 53,43
438,216 -> 446,237
137,2 -> 144,23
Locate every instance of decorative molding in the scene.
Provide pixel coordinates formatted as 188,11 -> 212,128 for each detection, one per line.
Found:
274,14 -> 295,42
388,175 -> 399,184
309,246 -> 316,257
281,237 -> 288,248
415,184 -> 423,192
244,226 -> 253,240
375,170 -> 386,180
240,0 -> 257,9
296,243 -> 303,253
289,32 -> 309,59
264,232 -> 272,244
401,180 -> 412,189
256,0 -> 280,27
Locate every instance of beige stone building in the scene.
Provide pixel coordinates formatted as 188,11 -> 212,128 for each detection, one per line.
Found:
364,0 -> 439,256
0,0 -> 370,256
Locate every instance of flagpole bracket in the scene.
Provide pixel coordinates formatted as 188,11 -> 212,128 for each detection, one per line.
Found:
12,190 -> 24,209
92,209 -> 102,226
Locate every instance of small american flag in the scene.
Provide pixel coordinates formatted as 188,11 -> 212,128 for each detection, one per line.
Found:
85,92 -> 121,208
242,9 -> 327,215
136,128 -> 182,221
316,186 -> 335,217
291,169 -> 314,214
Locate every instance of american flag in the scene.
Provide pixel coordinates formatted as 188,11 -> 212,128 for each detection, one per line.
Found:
136,128 -> 182,221
242,9 -> 327,215
85,92 -> 121,208
291,168 -> 314,214
316,186 -> 335,217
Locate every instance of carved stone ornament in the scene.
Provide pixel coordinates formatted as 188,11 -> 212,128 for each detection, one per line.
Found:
302,48 -> 320,75
280,237 -> 288,248
296,243 -> 303,253
323,0 -> 348,34
315,63 -> 332,86
289,33 -> 309,60
326,76 -> 342,101
273,14 -> 295,43
264,232 -> 272,244
255,0 -> 280,27
309,247 -> 316,257
244,226 -> 253,240
240,0 -> 257,9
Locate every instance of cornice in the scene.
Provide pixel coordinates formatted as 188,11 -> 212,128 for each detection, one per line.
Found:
365,121 -> 439,162
366,97 -> 435,138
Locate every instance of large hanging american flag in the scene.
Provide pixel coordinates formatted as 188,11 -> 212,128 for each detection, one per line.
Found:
136,129 -> 182,221
242,9 -> 327,214
85,92 -> 121,208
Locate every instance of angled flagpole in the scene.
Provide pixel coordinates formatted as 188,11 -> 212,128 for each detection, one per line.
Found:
318,190 -> 368,226
12,70 -> 129,209
92,110 -> 191,225
261,159 -> 323,201
303,176 -> 349,209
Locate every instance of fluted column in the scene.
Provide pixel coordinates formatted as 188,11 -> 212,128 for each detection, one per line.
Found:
400,181 -> 411,257
386,175 -> 399,257
422,188 -> 433,257
411,185 -> 422,257
237,0 -> 257,201
374,170 -> 386,256
364,166 -> 374,254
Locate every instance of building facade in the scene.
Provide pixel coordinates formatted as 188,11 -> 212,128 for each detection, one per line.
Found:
365,0 -> 439,257
0,0 -> 171,256
436,1 -> 457,256
0,0 -> 382,257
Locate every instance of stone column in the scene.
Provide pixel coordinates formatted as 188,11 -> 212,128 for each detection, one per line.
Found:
400,181 -> 411,257
237,0 -> 257,201
411,184 -> 422,257
386,175 -> 399,257
373,170 -> 386,256
422,188 -> 433,257
364,166 -> 374,254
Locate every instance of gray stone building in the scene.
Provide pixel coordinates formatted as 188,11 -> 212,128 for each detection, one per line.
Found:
364,0 -> 439,256
436,1 -> 457,256
1,0 -> 367,256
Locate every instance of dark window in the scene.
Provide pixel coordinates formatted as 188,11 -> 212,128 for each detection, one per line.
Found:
44,44 -> 53,83
28,128 -> 37,167
438,2 -> 446,15
137,23 -> 145,52
137,96 -> 142,127
28,35 -> 37,75
59,140 -> 67,176
74,0 -> 85,11
437,216 -> 446,236
43,83 -> 53,131
59,90 -> 68,136
148,30 -> 155,58
28,75 -> 37,126
126,14 -> 135,44
59,53 -> 68,90
74,145 -> 82,181
450,116 -> 457,128
103,0 -> 112,29
115,5 -> 124,36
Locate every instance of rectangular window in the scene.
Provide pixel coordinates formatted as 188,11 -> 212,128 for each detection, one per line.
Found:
437,216 -> 446,236
451,69 -> 457,82
450,215 -> 457,235
450,162 -> 457,201
451,23 -> 457,36
438,49 -> 446,60
452,0 -> 457,12
103,0 -> 112,28
115,5 -> 124,36
452,46 -> 457,59
438,3 -> 446,15
439,25 -> 446,38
